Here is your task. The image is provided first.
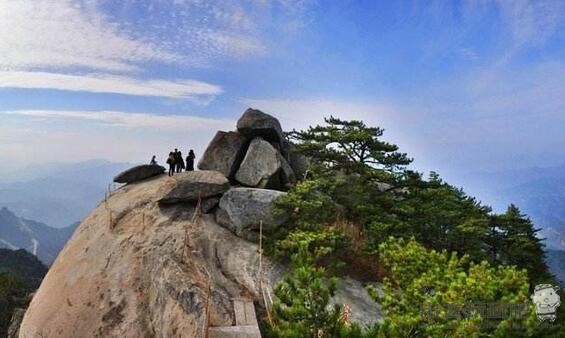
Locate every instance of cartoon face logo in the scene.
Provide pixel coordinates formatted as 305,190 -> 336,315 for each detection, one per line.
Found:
531,284 -> 560,322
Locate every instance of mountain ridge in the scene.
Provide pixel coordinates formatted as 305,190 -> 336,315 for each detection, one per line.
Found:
0,207 -> 77,265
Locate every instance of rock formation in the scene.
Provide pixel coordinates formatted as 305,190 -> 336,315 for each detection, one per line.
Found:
216,188 -> 287,242
236,108 -> 284,145
197,131 -> 247,179
113,164 -> 165,184
18,108 -> 380,337
157,170 -> 230,204
235,138 -> 295,189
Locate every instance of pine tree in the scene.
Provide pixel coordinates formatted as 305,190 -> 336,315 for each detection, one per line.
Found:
490,204 -> 552,284
289,116 -> 413,185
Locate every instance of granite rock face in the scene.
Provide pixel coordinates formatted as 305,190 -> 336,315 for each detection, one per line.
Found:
113,164 -> 165,184
215,187 -> 287,241
201,197 -> 220,214
19,175 -> 284,338
235,138 -> 296,189
198,131 -> 247,178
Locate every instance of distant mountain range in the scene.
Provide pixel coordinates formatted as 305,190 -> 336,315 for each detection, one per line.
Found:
0,159 -> 132,227
0,207 -> 77,265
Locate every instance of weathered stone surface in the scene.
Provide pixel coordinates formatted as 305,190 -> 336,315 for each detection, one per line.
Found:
216,187 -> 287,241
7,308 -> 25,338
19,174 -> 285,338
113,164 -> 165,184
236,108 -> 284,144
19,164 -> 382,337
330,277 -> 383,327
235,138 -> 296,189
158,170 -> 229,204
198,131 -> 247,178
201,197 -> 220,214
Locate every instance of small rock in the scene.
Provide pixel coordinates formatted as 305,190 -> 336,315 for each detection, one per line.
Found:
216,187 -> 287,241
288,145 -> 310,180
158,171 -> 230,204
113,165 -> 165,184
197,131 -> 247,178
330,277 -> 383,327
236,108 -> 284,144
201,197 -> 220,214
235,138 -> 296,189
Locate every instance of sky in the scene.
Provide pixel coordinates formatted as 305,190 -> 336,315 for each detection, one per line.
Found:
0,0 -> 564,188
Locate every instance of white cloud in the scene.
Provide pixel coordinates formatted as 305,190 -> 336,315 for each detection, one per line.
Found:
0,0 -> 178,72
0,72 -> 222,100
4,110 -> 234,131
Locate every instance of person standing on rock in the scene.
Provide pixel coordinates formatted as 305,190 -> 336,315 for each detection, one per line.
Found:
186,150 -> 195,171
150,155 -> 157,165
175,149 -> 185,173
166,152 -> 175,176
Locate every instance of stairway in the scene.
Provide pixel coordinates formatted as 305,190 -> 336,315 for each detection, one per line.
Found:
208,299 -> 262,338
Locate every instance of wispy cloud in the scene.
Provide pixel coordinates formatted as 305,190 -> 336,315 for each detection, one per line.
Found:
0,0 -> 314,73
494,0 -> 565,48
0,0 -> 178,72
4,110 -> 234,131
0,71 -> 222,101
0,0 -> 316,99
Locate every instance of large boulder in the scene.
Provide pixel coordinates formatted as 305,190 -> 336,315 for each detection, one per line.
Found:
236,108 -> 284,144
216,187 -> 287,241
158,170 -> 230,204
113,164 -> 165,184
235,137 -> 296,189
198,131 -> 247,178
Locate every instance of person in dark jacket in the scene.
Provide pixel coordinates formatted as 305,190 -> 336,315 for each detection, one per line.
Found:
175,149 -> 185,173
186,150 -> 195,171
166,152 -> 175,176
150,155 -> 157,165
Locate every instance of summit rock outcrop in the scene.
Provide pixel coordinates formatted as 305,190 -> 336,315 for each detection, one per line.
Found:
18,108 -> 381,337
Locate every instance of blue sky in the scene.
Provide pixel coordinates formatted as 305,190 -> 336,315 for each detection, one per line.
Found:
0,0 -> 564,187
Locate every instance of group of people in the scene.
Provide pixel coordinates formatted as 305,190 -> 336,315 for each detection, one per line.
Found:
150,149 -> 196,176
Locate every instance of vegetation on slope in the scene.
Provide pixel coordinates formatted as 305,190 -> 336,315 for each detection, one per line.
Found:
0,249 -> 47,337
266,116 -> 563,337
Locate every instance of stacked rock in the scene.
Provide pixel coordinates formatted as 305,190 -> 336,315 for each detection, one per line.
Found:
197,108 -> 301,241
198,108 -> 299,189
113,108 -> 306,242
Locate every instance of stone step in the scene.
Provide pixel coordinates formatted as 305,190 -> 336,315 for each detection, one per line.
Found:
233,299 -> 258,326
208,325 -> 261,338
